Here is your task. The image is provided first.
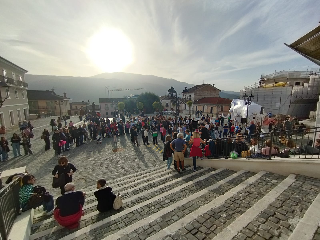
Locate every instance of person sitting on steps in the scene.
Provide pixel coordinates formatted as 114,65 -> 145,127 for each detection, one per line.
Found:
94,179 -> 117,213
54,182 -> 85,229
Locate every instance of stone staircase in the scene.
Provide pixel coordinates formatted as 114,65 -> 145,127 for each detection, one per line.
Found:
29,165 -> 320,240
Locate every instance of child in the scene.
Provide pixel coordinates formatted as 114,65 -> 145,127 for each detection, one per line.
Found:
152,128 -> 158,145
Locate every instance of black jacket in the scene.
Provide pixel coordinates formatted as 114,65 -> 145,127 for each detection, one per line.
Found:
56,191 -> 84,216
52,163 -> 77,184
94,187 -> 116,212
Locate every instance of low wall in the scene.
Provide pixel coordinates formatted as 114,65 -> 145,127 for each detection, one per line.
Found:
184,158 -> 320,178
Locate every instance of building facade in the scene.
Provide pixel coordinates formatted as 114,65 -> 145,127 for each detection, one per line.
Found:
70,102 -> 90,116
99,98 -> 126,118
193,97 -> 231,117
182,84 -> 220,101
0,56 -> 29,129
27,90 -> 70,117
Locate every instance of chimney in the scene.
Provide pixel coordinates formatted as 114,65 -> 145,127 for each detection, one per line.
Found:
63,92 -> 67,98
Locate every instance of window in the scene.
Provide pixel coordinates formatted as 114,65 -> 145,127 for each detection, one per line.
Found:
9,110 -> 14,126
75,106 -> 78,109
12,72 -> 15,80
5,88 -> 10,99
105,104 -> 109,110
2,69 -> 6,76
19,75 -> 23,81
295,82 -> 301,86
106,112 -> 108,116
221,106 -> 223,111
15,89 -> 19,99
22,90 -> 25,99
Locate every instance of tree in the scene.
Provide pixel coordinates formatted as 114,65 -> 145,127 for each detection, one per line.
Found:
124,99 -> 137,114
137,92 -> 160,113
118,102 -> 125,113
187,100 -> 193,115
137,102 -> 144,112
152,101 -> 161,112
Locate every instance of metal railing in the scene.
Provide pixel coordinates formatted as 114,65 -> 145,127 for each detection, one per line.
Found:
190,126 -> 320,160
0,178 -> 21,240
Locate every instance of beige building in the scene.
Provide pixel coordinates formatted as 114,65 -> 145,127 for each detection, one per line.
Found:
70,101 -> 90,115
0,56 -> 29,129
193,97 -> 231,117
27,90 -> 70,117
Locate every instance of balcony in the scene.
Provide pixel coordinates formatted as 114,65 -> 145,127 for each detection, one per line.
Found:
0,76 -> 28,88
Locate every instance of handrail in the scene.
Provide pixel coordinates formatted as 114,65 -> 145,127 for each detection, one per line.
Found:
0,178 -> 21,240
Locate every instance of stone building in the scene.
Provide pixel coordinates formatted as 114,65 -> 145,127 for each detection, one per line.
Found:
0,56 -> 29,129
182,84 -> 220,101
27,90 -> 70,117
193,97 -> 231,117
99,98 -> 126,118
70,101 -> 90,116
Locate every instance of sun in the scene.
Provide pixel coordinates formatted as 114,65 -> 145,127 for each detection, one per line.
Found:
86,28 -> 133,72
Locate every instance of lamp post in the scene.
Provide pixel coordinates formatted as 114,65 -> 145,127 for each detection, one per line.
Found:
168,86 -> 178,126
82,100 -> 89,114
243,91 -> 254,125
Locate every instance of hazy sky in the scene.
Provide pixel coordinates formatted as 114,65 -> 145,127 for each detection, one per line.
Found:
1,0 -> 319,91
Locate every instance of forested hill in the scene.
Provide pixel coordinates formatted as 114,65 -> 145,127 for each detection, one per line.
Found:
25,72 -> 239,102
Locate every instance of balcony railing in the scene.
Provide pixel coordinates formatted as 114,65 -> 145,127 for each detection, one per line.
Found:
0,178 -> 21,240
0,76 -> 28,88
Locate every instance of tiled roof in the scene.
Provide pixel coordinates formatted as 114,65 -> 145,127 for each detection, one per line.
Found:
194,97 -> 231,105
27,90 -> 65,101
182,84 -> 220,93
71,102 -> 89,105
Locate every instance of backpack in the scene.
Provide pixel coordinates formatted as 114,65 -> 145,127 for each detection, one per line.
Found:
113,193 -> 123,210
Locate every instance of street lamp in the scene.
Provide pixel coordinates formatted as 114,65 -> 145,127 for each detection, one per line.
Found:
168,86 -> 178,126
243,91 -> 254,125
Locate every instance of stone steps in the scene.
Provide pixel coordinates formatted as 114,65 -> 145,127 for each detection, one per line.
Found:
29,167 -> 320,240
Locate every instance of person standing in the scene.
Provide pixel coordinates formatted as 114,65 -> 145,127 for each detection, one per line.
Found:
52,156 -> 77,195
170,133 -> 187,173
189,130 -> 206,171
11,133 -> 21,158
152,128 -> 158,145
0,137 -> 10,161
21,133 -> 32,155
42,129 -> 51,151
163,135 -> 174,169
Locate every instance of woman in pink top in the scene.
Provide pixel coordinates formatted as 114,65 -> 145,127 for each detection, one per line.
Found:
262,139 -> 279,157
189,130 -> 205,171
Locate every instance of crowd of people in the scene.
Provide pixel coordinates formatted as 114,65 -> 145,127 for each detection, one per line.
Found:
18,156 -> 121,229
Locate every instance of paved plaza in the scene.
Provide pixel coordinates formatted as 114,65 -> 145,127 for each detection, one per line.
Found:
2,117 -> 320,240
0,116 -> 165,197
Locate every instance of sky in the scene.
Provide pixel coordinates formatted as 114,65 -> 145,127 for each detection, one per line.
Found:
0,0 -> 319,92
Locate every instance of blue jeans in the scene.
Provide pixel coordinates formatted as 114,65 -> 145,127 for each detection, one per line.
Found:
193,157 -> 197,169
43,195 -> 54,212
2,151 -> 8,161
12,142 -> 21,157
167,157 -> 173,169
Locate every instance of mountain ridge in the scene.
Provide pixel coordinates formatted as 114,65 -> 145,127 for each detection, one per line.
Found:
25,72 -> 239,103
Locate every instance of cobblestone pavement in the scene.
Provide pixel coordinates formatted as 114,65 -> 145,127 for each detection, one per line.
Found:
233,175 -> 320,240
0,116 -> 165,196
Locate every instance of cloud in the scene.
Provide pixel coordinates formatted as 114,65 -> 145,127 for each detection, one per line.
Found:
0,0 -> 319,91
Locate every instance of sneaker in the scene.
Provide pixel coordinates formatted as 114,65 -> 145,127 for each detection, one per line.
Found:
177,169 -> 181,173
